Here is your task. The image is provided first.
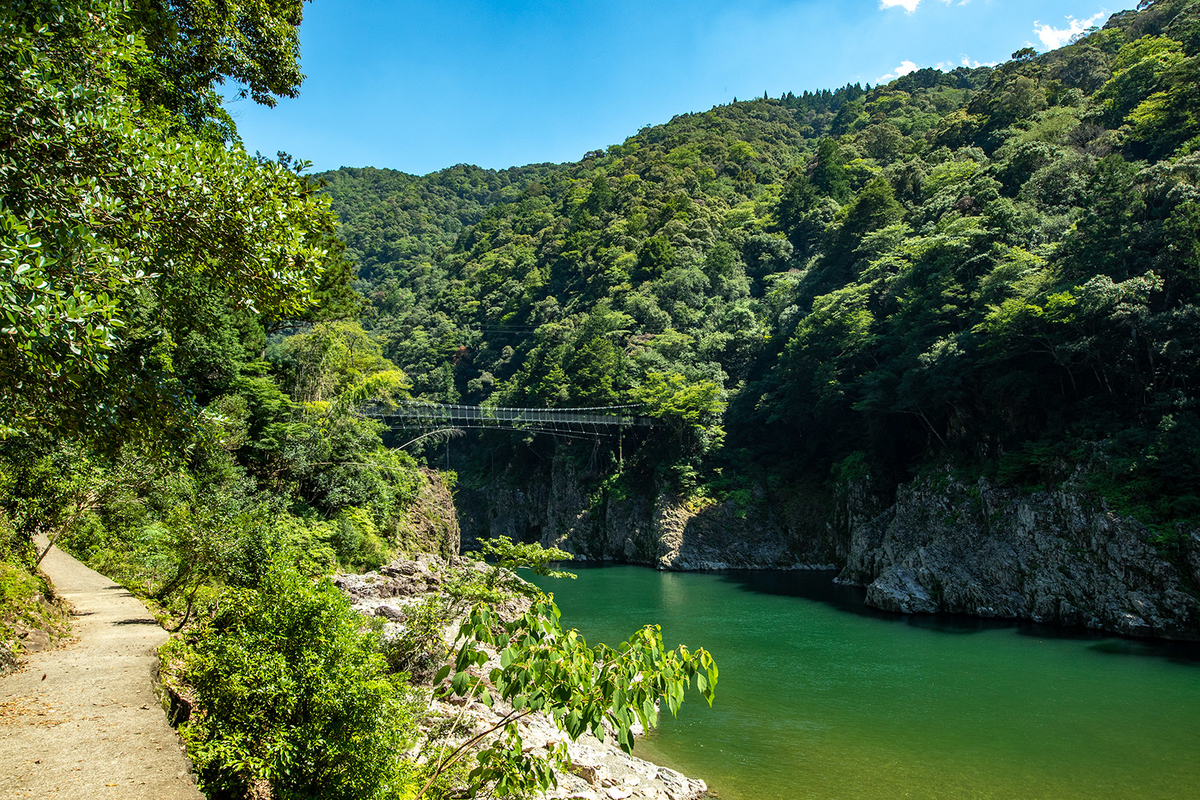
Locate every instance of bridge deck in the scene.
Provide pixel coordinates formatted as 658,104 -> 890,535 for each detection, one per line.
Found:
362,401 -> 652,431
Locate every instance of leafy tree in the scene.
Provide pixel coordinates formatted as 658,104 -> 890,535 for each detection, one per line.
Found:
811,138 -> 852,202
276,320 -> 402,404
635,236 -> 676,282
0,0 -> 337,439
417,598 -> 718,798
126,0 -> 308,136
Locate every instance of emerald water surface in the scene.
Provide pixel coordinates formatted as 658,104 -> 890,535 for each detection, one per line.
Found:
531,565 -> 1200,800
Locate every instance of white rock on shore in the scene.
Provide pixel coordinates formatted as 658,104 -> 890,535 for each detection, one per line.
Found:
335,555 -> 709,800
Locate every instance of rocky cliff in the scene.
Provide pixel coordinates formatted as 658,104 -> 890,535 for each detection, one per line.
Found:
390,467 -> 461,558
454,454 -> 1200,640
456,450 -> 839,570
838,468 -> 1200,639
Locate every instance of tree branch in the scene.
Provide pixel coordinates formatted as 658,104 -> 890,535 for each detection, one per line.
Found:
415,706 -> 534,800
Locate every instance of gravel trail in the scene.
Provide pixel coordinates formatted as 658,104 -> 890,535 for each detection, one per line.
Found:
0,538 -> 202,799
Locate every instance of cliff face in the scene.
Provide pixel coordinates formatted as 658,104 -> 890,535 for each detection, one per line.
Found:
456,451 -> 840,569
455,455 -> 1200,640
390,468 -> 461,558
838,469 -> 1200,639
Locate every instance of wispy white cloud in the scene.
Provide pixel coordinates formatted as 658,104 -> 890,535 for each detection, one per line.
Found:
878,60 -> 919,82
935,54 -> 997,71
1033,11 -> 1107,50
880,0 -> 961,14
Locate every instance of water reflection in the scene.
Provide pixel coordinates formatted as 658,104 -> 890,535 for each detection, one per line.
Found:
710,565 -> 1200,663
551,562 -> 1200,662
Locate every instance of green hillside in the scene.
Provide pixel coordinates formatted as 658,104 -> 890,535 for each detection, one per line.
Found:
325,0 -> 1200,530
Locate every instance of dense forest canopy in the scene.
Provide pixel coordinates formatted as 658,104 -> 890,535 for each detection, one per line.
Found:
324,0 -> 1200,531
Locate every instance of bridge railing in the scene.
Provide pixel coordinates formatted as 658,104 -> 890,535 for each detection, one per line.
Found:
359,401 -> 652,433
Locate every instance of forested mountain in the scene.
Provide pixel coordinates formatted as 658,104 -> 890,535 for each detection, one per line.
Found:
323,163 -> 562,286
319,163 -> 561,396
325,0 -> 1200,533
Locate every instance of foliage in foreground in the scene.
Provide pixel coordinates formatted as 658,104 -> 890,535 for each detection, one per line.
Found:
166,556 -> 415,800
164,541 -> 717,800
421,599 -> 718,798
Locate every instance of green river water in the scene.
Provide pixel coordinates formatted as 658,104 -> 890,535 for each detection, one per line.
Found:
530,565 -> 1200,800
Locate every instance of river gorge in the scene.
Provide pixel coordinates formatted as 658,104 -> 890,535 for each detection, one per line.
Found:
532,565 -> 1200,800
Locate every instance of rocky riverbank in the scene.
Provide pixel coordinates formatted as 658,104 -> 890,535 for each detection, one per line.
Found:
335,555 -> 709,800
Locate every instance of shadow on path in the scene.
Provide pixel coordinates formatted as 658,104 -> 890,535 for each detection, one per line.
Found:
0,537 -> 202,800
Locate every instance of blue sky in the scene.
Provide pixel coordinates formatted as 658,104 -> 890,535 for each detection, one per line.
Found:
230,0 -> 1124,175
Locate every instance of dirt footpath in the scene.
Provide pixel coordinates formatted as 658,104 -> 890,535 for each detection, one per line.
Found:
0,538 -> 202,800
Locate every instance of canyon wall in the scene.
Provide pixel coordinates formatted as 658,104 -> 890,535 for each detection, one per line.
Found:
452,457 -> 1200,639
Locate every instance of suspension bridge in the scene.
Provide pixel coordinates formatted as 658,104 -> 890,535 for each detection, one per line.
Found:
360,401 -> 653,442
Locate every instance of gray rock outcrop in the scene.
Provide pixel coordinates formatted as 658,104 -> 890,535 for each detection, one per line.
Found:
451,450 -> 1200,640
457,450 -> 839,570
337,555 -> 709,800
389,468 -> 460,558
838,468 -> 1200,639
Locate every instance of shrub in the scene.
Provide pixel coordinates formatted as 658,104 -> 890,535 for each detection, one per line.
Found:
378,596 -> 451,683
170,556 -> 416,799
